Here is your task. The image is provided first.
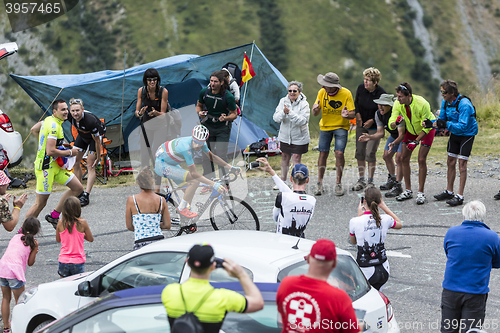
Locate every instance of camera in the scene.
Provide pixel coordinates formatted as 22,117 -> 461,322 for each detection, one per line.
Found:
249,161 -> 261,169
215,258 -> 224,268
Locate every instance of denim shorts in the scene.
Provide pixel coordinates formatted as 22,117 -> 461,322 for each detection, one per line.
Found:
58,262 -> 85,278
318,128 -> 348,153
0,277 -> 25,289
384,135 -> 402,153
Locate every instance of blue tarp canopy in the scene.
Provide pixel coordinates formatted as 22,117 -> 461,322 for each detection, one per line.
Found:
10,43 -> 287,151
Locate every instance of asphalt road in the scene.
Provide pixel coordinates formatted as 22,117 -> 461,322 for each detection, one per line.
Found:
1,166 -> 500,333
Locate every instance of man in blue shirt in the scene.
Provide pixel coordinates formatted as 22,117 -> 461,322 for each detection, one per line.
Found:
432,80 -> 478,207
441,200 -> 500,333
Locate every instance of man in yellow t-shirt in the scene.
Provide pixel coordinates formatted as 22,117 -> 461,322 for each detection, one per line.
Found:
162,244 -> 264,333
311,73 -> 355,196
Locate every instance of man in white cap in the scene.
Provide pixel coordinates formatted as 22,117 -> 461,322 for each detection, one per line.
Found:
0,170 -> 28,232
312,72 -> 355,196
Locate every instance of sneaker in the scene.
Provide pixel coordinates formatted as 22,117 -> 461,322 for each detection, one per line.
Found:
335,183 -> 344,196
434,190 -> 454,201
45,214 -> 59,229
367,180 -> 374,188
200,186 -> 211,194
380,175 -> 396,191
4,328 -> 11,333
273,183 -> 279,190
396,190 -> 413,201
351,178 -> 366,191
385,183 -> 403,198
494,191 -> 500,200
446,195 -> 464,206
416,192 -> 426,205
78,191 -> 89,207
314,182 -> 323,196
177,208 -> 198,218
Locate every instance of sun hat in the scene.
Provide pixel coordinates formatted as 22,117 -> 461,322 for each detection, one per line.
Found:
291,164 -> 309,179
188,244 -> 215,268
373,94 -> 395,107
309,239 -> 337,261
0,171 -> 10,186
317,72 -> 342,89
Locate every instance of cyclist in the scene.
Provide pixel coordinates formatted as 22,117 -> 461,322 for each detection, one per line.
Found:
154,125 -> 240,219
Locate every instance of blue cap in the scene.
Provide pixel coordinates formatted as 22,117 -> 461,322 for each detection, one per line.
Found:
291,164 -> 309,179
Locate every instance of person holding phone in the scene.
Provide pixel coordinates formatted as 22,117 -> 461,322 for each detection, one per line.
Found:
349,187 -> 402,290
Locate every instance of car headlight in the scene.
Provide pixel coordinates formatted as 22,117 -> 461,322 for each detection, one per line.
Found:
18,286 -> 37,304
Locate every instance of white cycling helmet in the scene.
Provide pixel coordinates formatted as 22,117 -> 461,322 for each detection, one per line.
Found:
192,124 -> 209,142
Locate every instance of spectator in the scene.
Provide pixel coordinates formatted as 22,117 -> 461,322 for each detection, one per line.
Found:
162,244 -> 264,333
358,94 -> 406,198
0,171 -> 28,232
276,239 -> 359,333
441,200 -> 500,333
135,68 -> 170,196
67,98 -> 106,207
221,67 -> 241,105
431,80 -> 478,207
311,73 -> 355,196
256,157 -> 316,238
26,99 -> 84,228
272,80 -> 310,188
388,82 -> 436,205
349,187 -> 402,290
56,197 -> 93,277
353,67 -> 386,190
196,71 -> 238,188
126,167 -> 170,250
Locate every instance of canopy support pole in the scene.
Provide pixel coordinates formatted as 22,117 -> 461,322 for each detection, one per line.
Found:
119,50 -> 126,164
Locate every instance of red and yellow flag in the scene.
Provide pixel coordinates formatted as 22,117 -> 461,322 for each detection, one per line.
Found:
241,53 -> 256,86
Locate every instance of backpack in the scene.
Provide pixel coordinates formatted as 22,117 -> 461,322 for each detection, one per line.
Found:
171,286 -> 214,333
446,95 -> 476,118
202,88 -> 241,116
249,138 -> 268,152
222,62 -> 242,87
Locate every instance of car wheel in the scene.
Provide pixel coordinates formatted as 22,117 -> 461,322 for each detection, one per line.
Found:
32,319 -> 54,333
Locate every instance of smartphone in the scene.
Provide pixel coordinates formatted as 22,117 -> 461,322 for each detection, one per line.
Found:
360,196 -> 364,204
249,161 -> 261,169
215,258 -> 224,269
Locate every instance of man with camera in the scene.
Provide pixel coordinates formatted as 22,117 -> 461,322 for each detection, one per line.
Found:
430,80 -> 478,207
256,157 -> 316,238
161,244 -> 264,333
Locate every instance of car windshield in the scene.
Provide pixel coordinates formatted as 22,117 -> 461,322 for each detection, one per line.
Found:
277,254 -> 370,302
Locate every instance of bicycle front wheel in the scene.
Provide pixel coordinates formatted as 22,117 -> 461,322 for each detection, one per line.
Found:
210,196 -> 259,231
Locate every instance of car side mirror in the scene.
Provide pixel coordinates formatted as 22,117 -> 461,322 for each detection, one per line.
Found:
77,281 -> 91,297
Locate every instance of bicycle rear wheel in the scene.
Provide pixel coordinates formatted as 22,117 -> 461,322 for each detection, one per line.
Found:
210,196 -> 259,231
164,197 -> 183,238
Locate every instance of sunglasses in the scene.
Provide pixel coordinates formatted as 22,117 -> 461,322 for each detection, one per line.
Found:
288,90 -> 298,93
69,99 -> 83,105
146,78 -> 158,82
399,84 -> 408,91
440,90 -> 448,95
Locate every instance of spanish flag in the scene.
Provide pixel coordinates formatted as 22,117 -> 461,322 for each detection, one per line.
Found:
241,53 -> 256,86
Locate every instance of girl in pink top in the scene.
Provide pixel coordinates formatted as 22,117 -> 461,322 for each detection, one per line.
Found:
56,197 -> 93,278
0,217 -> 41,333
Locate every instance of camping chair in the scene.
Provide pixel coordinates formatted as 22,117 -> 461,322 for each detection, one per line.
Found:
70,119 -> 111,185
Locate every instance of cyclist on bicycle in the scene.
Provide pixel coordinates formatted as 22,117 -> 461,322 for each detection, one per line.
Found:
154,125 -> 240,218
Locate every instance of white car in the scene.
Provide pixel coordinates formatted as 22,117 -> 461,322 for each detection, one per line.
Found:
12,231 -> 400,333
0,42 -> 23,167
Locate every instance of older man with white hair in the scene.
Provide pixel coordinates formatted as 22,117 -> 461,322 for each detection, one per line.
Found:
441,200 -> 500,333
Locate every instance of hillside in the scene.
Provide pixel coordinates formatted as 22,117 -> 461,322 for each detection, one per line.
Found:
0,0 -> 499,167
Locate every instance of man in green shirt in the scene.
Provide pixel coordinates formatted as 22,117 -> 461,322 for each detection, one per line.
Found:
162,244 -> 263,333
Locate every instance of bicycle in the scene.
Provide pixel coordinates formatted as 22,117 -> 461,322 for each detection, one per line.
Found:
163,170 -> 259,238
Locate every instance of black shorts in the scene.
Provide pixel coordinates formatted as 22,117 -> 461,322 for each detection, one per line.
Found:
447,134 -> 475,160
74,135 -> 97,152
279,142 -> 309,154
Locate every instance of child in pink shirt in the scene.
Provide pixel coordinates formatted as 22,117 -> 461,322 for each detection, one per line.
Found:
0,217 -> 41,333
56,197 -> 93,278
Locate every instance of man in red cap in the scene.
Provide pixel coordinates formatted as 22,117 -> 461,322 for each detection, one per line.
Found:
0,170 -> 28,232
276,239 -> 359,332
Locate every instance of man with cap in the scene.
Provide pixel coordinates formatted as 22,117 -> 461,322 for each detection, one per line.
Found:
161,244 -> 264,333
276,239 -> 359,333
256,157 -> 316,238
312,73 -> 355,196
0,170 -> 28,232
358,94 -> 406,197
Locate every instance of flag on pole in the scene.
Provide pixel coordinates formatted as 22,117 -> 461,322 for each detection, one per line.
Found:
241,53 -> 256,86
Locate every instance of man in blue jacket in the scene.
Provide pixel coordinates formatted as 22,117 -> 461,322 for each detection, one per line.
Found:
441,200 -> 500,333
432,80 -> 478,206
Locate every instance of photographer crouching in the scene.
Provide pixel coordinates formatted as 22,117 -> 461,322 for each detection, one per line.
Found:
256,157 -> 316,238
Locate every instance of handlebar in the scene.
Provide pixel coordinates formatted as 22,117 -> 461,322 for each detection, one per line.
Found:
212,169 -> 240,183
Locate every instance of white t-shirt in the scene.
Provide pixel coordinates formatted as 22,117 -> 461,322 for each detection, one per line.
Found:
349,212 -> 396,267
272,175 -> 316,237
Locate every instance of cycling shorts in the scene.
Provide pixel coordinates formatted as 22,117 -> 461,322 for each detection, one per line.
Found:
35,164 -> 74,194
154,159 -> 189,184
